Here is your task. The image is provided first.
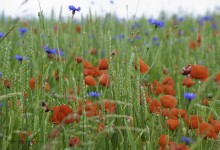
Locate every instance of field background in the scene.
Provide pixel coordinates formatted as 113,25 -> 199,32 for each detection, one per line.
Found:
0,1 -> 220,150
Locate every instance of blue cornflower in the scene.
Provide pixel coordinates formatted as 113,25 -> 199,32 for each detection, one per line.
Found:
203,16 -> 213,21
52,49 -> 65,56
0,102 -> 4,107
197,18 -> 203,26
43,46 -> 51,54
0,71 -> 2,78
68,5 -> 81,11
131,23 -> 141,30
50,49 -> 58,55
184,92 -> 196,101
148,18 -> 164,28
178,30 -> 184,36
43,46 -> 64,57
117,34 -> 125,39
135,35 -> 141,40
42,34 -> 47,39
180,136 -> 191,144
212,23 -> 217,29
14,55 -> 23,61
59,50 -> 64,56
88,92 -> 100,98
0,32 -> 5,38
19,28 -> 28,36
178,17 -> 185,22
152,37 -> 158,41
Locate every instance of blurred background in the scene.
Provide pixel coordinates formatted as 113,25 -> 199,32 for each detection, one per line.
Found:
0,0 -> 220,19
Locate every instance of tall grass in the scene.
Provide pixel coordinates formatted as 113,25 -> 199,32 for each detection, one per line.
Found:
0,9 -> 220,150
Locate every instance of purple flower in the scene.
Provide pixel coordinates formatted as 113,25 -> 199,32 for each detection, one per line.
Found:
184,92 -> 196,101
212,23 -> 217,29
0,71 -> 2,78
178,30 -> 184,36
152,37 -> 158,41
203,16 -> 213,21
135,35 -> 141,40
0,32 -> 5,38
0,102 -> 4,107
68,5 -> 81,11
59,50 -> 64,56
88,92 -> 100,98
19,28 -> 28,36
14,55 -> 23,61
148,18 -> 164,28
43,46 -> 64,56
114,34 -> 125,40
131,23 -> 141,30
180,136 -> 191,144
178,17 -> 185,22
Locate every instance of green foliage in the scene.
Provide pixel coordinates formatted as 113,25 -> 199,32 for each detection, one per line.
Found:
0,10 -> 220,150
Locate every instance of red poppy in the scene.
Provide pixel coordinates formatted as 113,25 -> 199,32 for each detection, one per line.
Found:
184,115 -> 202,129
29,77 -> 36,90
211,120 -> 220,133
197,34 -> 201,47
104,100 -> 116,114
50,105 -> 77,124
155,85 -> 164,95
163,85 -> 176,96
134,57 -> 149,74
75,56 -> 83,63
148,100 -> 161,114
182,77 -> 195,88
160,95 -> 177,108
161,109 -> 170,117
98,58 -> 109,70
166,119 -> 179,130
158,134 -> 169,148
45,82 -> 50,92
83,68 -> 92,76
162,76 -> 175,88
196,122 -> 217,139
169,108 -> 187,119
202,98 -> 209,106
168,142 -> 189,150
98,122 -> 105,131
190,64 -> 209,81
90,48 -> 97,55
85,100 -> 100,117
69,136 -> 80,147
145,95 -> 152,104
22,21 -> 29,27
208,115 -> 215,124
4,79 -> 12,89
98,73 -> 110,87
83,60 -> 93,69
77,100 -> 101,118
91,67 -> 101,77
163,68 -> 168,75
214,72 -> 220,83
19,131 -> 35,145
84,75 -> 97,86
75,25 -> 81,33
189,39 -> 197,49
23,91 -> 28,99
53,71 -> 59,81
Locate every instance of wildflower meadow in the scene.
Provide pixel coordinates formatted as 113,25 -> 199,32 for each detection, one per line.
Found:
0,3 -> 220,150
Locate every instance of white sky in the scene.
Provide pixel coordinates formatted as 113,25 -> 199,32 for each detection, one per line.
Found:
0,0 -> 220,20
